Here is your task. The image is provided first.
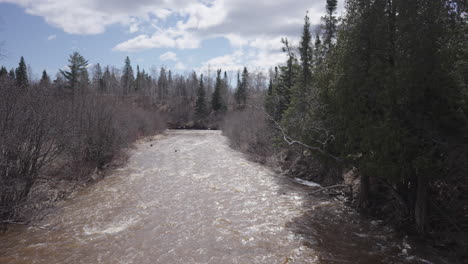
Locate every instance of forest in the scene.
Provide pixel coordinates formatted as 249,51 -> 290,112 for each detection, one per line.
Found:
1,0 -> 467,262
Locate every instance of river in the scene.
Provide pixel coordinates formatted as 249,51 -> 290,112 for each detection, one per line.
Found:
0,130 -> 439,263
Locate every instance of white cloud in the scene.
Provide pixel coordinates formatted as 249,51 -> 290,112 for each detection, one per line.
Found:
198,48 -> 286,73
47,34 -> 56,40
3,0 -> 345,70
160,51 -> 178,61
174,62 -> 186,70
113,28 -> 200,51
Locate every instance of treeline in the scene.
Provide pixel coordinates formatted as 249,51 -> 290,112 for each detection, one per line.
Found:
0,53 -> 168,222
224,0 -> 467,260
0,50 -> 269,222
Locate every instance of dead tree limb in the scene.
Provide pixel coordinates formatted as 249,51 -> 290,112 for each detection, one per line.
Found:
309,184 -> 347,195
263,111 -> 341,161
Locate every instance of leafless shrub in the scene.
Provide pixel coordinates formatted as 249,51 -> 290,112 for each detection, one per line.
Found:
0,78 -> 65,220
0,78 -> 165,222
222,108 -> 277,164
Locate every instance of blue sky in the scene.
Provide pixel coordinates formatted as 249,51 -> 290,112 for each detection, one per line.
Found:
0,0 -> 343,80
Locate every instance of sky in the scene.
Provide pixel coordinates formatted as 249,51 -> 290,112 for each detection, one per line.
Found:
0,0 -> 344,79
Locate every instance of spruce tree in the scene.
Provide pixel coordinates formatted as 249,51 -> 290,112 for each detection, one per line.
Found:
0,66 -> 7,78
15,56 -> 29,89
195,74 -> 207,119
235,67 -> 249,109
121,56 -> 134,95
60,52 -> 89,96
158,67 -> 168,102
212,69 -> 226,112
39,70 -> 51,87
299,13 -> 312,84
93,63 -> 104,93
8,68 -> 15,80
323,0 -> 338,52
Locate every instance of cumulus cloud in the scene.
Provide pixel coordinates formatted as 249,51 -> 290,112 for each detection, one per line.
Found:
2,0 -> 345,70
113,28 -> 201,51
198,48 -> 287,73
160,51 -> 178,61
174,62 -> 186,70
47,34 -> 56,40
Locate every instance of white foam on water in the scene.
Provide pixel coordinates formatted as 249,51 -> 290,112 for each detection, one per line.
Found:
294,178 -> 321,187
83,217 -> 139,236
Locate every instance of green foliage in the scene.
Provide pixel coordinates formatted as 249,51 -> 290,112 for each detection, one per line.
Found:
266,0 -> 468,235
93,63 -> 104,93
39,70 -> 51,87
8,68 -> 15,80
235,67 -> 249,109
0,66 -> 7,77
212,69 -> 227,112
195,74 -> 207,119
60,52 -> 89,95
121,56 -> 134,95
15,56 -> 28,89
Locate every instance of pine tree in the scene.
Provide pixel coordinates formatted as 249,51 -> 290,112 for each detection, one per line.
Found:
39,70 -> 51,87
212,69 -> 226,112
102,66 -> 111,93
195,74 -> 207,119
158,67 -> 168,102
8,68 -> 15,80
121,56 -> 134,95
0,66 -> 7,78
235,67 -> 249,109
60,52 -> 89,96
93,63 -> 104,93
299,13 -> 313,84
323,0 -> 338,52
135,65 -> 141,92
15,56 -> 29,89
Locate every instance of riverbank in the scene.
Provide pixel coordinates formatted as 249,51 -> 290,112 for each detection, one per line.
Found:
0,130 -> 442,264
0,133 -> 166,231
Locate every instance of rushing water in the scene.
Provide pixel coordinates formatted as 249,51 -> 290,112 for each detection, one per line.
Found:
0,130 -> 439,263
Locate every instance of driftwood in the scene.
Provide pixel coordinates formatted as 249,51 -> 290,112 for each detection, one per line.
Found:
308,184 -> 347,195
0,220 -> 51,230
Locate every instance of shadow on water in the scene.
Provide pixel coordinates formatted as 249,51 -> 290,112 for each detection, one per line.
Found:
272,175 -> 444,264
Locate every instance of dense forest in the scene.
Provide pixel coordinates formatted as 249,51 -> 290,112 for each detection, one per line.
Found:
1,0 -> 467,261
225,0 -> 468,261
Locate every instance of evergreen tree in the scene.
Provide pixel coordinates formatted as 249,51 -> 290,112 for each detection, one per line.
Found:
323,0 -> 338,52
195,74 -> 207,119
60,52 -> 89,96
135,65 -> 141,92
121,56 -> 134,95
299,13 -> 313,84
158,67 -> 168,102
93,63 -> 104,93
8,68 -> 15,80
102,66 -> 111,93
0,66 -> 7,78
39,70 -> 51,87
212,69 -> 226,112
235,67 -> 249,109
15,56 -> 29,89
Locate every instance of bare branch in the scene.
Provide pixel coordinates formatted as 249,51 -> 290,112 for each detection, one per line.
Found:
308,184 -> 347,195
262,110 -> 341,161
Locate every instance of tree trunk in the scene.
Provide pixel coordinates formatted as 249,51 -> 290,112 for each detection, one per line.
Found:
414,174 -> 427,234
358,174 -> 370,209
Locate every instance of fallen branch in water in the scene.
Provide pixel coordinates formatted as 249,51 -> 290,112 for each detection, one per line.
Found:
1,220 -> 29,225
308,184 -> 347,195
1,220 -> 52,230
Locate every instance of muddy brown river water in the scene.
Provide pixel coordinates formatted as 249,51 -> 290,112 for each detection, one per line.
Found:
0,130 -> 440,263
